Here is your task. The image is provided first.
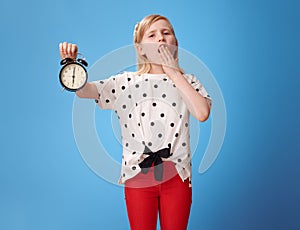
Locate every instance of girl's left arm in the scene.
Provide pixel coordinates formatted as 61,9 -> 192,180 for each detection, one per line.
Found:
159,46 -> 211,122
170,72 -> 211,122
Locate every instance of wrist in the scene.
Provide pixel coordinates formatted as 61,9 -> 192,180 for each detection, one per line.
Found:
165,68 -> 183,79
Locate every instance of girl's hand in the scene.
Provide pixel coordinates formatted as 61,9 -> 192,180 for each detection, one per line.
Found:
59,42 -> 78,60
159,45 -> 180,77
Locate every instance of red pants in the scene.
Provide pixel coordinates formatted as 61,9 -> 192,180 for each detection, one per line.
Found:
124,162 -> 192,230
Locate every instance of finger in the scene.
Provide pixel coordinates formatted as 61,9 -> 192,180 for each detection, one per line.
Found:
71,44 -> 78,59
59,43 -> 64,59
62,42 -> 68,58
159,46 -> 168,62
71,44 -> 78,54
160,46 -> 173,67
162,46 -> 174,61
160,46 -> 179,70
159,50 -> 168,66
67,43 -> 72,57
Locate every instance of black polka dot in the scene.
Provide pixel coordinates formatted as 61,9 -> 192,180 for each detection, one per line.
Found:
125,143 -> 129,147
160,113 -> 165,118
150,122 -> 155,126
185,123 -> 189,127
138,123 -> 141,126
158,133 -> 162,138
124,124 -> 127,128
105,99 -> 110,103
152,102 -> 157,107
172,102 -> 176,107
154,84 -> 158,88
178,159 -> 182,163
196,88 -> 200,92
168,143 -> 171,148
132,151 -> 136,155
173,84 -> 176,88
128,94 -> 132,99
124,161 -> 127,165
175,133 -> 179,137
145,78 -> 149,81
162,94 -> 166,98
141,112 -> 145,117
163,78 -> 167,81
148,142 -> 152,146
132,166 -> 136,170
95,99 -> 99,103
135,84 -> 139,88
170,123 -> 174,127
121,86 -> 126,90
182,142 -> 186,147
112,89 -> 115,93
127,78 -> 131,81
99,80 -> 104,84
143,93 -> 147,97
122,105 -> 126,109
132,133 -> 135,138
123,173 -> 125,177
129,114 -> 132,118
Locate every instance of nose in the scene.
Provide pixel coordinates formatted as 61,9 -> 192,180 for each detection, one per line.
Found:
157,33 -> 165,42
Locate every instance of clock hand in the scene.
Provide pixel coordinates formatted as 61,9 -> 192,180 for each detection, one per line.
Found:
72,67 -> 76,86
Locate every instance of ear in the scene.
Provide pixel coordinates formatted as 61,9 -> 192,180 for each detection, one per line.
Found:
135,43 -> 145,56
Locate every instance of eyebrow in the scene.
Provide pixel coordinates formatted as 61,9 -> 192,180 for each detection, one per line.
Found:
146,27 -> 172,34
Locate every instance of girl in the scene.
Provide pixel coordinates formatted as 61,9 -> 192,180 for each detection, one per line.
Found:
59,14 -> 211,230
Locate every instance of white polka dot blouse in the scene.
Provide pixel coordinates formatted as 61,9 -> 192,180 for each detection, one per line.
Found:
93,72 -> 212,185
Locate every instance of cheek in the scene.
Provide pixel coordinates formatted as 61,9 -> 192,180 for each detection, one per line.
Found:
170,37 -> 178,46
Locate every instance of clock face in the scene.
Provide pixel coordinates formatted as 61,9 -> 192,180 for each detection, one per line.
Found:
59,63 -> 87,91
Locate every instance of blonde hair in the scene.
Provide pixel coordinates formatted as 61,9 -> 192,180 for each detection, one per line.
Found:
133,14 -> 182,74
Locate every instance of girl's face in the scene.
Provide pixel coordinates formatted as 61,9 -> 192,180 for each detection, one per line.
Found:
139,19 -> 178,64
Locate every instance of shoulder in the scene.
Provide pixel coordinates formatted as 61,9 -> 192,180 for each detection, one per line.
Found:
182,73 -> 197,83
112,71 -> 139,81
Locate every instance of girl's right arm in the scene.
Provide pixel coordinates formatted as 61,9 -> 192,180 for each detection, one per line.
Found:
59,42 -> 99,99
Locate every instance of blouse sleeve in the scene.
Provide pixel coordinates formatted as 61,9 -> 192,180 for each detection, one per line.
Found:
184,74 -> 212,108
92,75 -> 118,110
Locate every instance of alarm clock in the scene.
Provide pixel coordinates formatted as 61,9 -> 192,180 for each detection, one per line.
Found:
59,56 -> 88,92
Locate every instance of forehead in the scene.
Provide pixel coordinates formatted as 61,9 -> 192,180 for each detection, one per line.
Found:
146,19 -> 172,32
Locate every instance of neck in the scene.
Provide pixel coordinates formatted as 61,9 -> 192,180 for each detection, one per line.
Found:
148,64 -> 165,74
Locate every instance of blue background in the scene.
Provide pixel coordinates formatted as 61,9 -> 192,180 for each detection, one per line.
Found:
0,0 -> 299,229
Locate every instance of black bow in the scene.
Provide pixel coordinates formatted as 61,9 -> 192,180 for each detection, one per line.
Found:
138,145 -> 171,181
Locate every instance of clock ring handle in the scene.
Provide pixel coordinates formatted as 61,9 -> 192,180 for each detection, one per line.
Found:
77,52 -> 88,67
